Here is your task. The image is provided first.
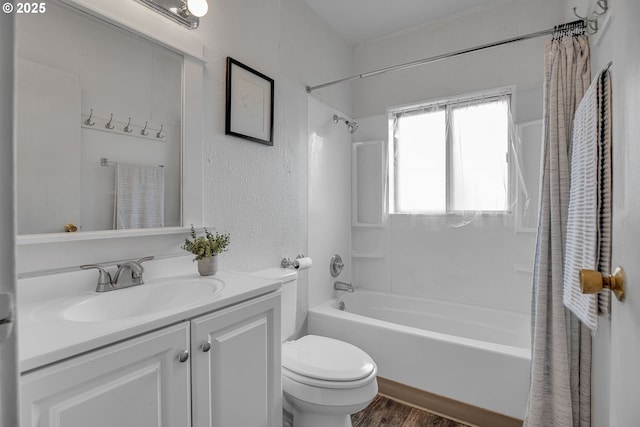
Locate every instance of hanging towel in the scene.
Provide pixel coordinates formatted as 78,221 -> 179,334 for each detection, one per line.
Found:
114,163 -> 165,229
596,69 -> 613,318
563,68 -> 612,332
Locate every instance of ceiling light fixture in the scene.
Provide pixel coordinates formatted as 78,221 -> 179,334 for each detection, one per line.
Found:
135,0 -> 208,29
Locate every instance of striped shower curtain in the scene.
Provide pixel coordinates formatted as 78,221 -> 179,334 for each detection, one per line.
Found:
524,31 -> 592,426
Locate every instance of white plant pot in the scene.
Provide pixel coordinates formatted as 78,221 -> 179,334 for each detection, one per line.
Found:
197,255 -> 219,276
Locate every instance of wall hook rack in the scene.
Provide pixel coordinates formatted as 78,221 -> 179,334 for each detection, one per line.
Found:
81,110 -> 167,142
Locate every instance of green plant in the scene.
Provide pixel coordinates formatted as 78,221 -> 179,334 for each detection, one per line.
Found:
182,225 -> 230,261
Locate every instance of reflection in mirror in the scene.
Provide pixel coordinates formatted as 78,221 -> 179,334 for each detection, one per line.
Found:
16,2 -> 182,235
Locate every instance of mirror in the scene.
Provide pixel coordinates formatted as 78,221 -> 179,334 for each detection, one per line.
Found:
16,1 -> 182,235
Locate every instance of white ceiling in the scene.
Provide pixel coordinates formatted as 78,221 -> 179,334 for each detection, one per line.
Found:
304,0 -> 499,45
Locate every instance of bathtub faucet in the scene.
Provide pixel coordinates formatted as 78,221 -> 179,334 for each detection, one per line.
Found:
334,281 -> 354,293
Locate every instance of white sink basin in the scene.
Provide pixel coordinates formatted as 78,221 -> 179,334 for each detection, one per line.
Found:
35,277 -> 225,323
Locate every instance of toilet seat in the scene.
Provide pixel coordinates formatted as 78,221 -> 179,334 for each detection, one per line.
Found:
282,335 -> 376,384
283,365 -> 377,390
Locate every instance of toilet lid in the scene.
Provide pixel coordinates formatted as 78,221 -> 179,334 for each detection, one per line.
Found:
282,335 -> 376,382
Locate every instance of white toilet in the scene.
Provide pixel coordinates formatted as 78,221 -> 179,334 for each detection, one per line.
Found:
252,268 -> 378,427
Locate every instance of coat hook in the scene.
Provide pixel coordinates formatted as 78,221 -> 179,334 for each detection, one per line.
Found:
124,117 -> 133,133
105,113 -> 115,130
572,7 -> 598,34
141,121 -> 149,136
156,124 -> 164,139
594,0 -> 608,15
84,108 -> 95,126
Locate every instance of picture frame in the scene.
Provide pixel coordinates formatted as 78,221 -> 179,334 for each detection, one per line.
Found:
225,57 -> 274,146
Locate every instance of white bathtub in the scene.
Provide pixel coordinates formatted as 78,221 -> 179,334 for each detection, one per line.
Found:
308,290 -> 531,419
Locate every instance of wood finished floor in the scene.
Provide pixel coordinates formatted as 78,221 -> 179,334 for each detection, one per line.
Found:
351,395 -> 471,427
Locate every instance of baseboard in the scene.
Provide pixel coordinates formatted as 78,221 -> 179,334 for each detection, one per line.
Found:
377,377 -> 523,427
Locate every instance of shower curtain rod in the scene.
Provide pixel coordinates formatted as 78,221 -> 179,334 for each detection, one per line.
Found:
305,23 -> 579,94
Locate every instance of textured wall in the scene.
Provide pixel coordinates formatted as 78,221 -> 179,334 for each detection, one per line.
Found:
192,0 -> 353,274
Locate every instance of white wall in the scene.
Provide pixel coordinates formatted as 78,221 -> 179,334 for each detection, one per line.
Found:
0,9 -> 19,427
307,98 -> 353,311
578,0 -> 640,425
191,0 -> 351,274
349,0 -> 564,313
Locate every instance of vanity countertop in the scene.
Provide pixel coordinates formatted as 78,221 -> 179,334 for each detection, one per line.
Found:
18,257 -> 280,373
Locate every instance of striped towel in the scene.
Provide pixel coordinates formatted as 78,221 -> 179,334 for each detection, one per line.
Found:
114,162 -> 165,229
563,68 -> 612,332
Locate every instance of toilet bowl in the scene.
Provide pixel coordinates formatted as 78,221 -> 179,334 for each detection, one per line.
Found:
250,268 -> 378,427
282,335 -> 378,427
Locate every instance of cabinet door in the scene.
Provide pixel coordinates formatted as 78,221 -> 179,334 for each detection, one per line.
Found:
21,322 -> 191,427
191,292 -> 281,427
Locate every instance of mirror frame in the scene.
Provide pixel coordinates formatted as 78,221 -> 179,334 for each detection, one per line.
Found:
17,0 -> 204,275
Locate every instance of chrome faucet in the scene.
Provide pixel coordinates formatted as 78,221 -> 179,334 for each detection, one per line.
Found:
112,260 -> 146,287
334,281 -> 354,293
81,256 -> 154,292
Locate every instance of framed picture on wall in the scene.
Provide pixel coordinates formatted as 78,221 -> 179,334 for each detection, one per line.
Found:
225,57 -> 274,146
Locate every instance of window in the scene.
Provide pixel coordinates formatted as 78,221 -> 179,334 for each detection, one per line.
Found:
389,92 -> 511,214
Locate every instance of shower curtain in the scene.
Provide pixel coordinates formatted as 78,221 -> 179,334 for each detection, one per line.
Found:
524,31 -> 592,427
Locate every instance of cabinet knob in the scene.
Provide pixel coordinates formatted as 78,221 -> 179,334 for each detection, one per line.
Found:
201,341 -> 212,352
177,351 -> 189,363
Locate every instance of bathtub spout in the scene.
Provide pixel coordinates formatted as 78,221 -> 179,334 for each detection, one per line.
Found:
334,281 -> 354,293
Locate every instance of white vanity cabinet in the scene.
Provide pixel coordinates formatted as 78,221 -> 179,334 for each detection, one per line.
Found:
20,291 -> 281,427
191,291 -> 281,427
21,322 -> 192,427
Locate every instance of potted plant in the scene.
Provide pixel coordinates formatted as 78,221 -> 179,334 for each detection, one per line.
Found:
182,225 -> 230,276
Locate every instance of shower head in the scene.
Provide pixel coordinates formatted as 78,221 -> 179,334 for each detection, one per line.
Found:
333,114 -> 358,134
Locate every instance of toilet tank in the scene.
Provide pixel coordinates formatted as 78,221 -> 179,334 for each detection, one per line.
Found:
250,268 -> 298,341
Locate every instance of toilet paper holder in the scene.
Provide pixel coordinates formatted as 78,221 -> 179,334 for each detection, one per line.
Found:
580,266 -> 626,302
281,254 -> 306,269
